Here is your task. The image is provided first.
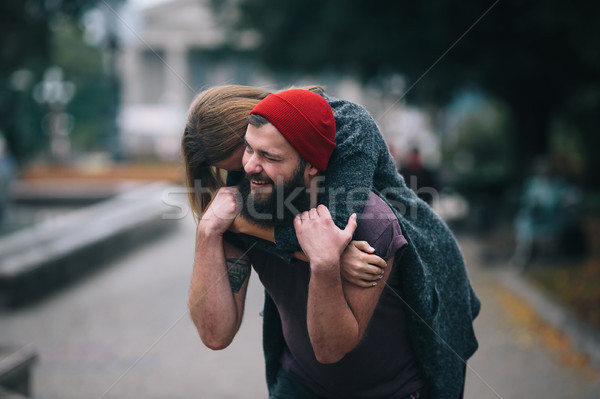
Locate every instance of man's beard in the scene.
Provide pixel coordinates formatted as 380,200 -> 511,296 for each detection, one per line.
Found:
239,161 -> 310,228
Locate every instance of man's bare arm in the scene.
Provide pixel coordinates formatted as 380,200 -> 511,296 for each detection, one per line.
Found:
295,205 -> 395,363
188,187 -> 250,350
189,229 -> 251,350
306,254 -> 393,363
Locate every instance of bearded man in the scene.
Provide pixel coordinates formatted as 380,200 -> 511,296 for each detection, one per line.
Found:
189,89 -> 427,399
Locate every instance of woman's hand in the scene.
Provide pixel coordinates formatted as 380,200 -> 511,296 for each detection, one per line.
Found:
341,241 -> 387,288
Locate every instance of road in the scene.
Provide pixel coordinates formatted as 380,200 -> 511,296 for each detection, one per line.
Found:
0,216 -> 599,398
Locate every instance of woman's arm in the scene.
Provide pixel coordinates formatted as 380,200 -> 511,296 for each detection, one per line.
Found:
230,215 -> 275,242
231,215 -> 385,287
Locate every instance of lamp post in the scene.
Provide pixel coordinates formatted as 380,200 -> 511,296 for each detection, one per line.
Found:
32,66 -> 76,163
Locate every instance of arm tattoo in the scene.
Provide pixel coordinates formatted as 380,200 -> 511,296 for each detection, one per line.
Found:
226,258 -> 251,293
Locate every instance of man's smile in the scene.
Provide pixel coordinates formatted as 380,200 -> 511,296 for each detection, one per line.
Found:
250,177 -> 273,190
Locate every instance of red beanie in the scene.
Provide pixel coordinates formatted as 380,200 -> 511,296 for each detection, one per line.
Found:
249,89 -> 336,171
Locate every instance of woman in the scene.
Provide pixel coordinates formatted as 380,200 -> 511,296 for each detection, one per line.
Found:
181,84 -> 388,287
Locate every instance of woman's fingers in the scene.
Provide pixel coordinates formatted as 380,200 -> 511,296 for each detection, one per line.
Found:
351,241 -> 385,268
354,279 -> 379,288
365,264 -> 385,276
344,266 -> 385,287
351,265 -> 384,281
352,240 -> 375,253
363,253 -> 387,269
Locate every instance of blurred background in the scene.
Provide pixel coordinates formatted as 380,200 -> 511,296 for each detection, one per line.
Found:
0,0 -> 599,398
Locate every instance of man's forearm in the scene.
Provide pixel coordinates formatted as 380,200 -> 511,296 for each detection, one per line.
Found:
307,262 -> 360,364
189,228 -> 242,350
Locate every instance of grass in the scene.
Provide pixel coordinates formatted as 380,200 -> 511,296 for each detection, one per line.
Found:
524,216 -> 600,333
475,215 -> 600,334
526,257 -> 600,333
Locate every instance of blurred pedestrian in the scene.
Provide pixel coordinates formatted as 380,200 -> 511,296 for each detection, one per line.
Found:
512,158 -> 586,269
399,147 -> 438,206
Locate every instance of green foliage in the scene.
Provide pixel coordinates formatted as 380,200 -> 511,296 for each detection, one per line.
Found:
51,21 -> 119,153
0,0 -> 121,164
559,86 -> 600,188
0,0 -> 105,74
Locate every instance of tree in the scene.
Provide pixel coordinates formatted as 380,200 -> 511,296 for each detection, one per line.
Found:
221,0 -> 600,186
0,0 -> 121,164
51,20 -> 121,156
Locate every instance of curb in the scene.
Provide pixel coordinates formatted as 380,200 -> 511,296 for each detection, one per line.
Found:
494,267 -> 600,370
0,344 -> 37,398
0,182 -> 179,308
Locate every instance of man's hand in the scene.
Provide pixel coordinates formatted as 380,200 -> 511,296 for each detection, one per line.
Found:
294,205 -> 357,269
199,186 -> 242,235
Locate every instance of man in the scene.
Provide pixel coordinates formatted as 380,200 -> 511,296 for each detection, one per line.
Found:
189,90 -> 425,398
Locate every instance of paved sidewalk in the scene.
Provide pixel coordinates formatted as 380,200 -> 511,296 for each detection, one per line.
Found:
0,217 -> 598,398
460,235 -> 600,399
0,216 -> 268,399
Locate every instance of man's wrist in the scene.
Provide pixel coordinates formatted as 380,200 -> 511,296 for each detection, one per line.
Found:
310,259 -> 341,281
197,221 -> 226,239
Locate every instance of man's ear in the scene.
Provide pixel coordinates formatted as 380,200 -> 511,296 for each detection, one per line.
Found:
305,163 -> 319,177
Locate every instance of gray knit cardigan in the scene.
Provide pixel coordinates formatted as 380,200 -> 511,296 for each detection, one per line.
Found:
235,93 -> 480,399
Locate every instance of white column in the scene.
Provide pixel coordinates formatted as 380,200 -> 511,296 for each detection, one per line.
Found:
164,44 -> 190,107
119,46 -> 144,105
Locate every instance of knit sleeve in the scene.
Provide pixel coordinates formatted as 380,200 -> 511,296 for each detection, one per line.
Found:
273,96 -> 382,255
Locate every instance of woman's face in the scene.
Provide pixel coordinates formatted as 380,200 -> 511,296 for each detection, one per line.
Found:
213,144 -> 245,171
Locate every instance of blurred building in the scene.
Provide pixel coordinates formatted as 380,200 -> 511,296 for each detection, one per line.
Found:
118,0 -> 326,161
118,0 -> 234,161
117,0 -> 436,162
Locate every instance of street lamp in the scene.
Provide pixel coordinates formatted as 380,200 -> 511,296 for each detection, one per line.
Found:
32,66 -> 76,163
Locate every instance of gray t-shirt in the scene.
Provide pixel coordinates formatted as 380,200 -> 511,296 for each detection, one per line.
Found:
249,193 -> 423,398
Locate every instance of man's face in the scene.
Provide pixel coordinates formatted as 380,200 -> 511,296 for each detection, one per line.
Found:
240,122 -> 311,226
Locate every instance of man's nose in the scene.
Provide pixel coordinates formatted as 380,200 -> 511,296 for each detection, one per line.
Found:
243,153 -> 262,175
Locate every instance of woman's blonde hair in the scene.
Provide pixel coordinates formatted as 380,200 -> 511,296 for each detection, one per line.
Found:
181,84 -> 324,220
